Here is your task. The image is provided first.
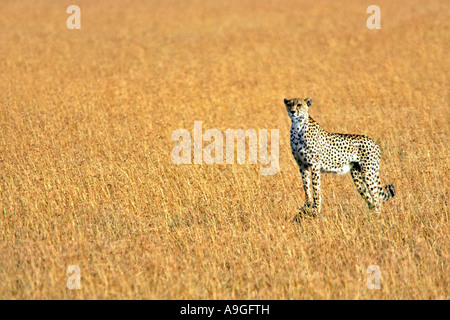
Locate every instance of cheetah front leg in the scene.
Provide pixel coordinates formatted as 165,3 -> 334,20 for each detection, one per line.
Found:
310,166 -> 322,216
299,165 -> 313,213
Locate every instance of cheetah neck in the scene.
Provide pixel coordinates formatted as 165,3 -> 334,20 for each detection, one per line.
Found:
290,116 -> 310,133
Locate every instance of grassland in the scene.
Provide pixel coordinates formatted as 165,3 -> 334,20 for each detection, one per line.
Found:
0,0 -> 448,299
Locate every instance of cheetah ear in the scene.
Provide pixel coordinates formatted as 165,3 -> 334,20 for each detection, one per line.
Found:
284,98 -> 289,105
304,97 -> 312,106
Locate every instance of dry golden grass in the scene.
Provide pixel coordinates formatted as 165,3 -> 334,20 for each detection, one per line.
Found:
0,0 -> 448,299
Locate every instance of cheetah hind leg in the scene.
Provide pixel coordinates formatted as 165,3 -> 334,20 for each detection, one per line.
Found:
363,166 -> 392,212
350,168 -> 376,210
365,167 -> 396,212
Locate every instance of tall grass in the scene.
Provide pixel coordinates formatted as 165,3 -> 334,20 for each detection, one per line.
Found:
0,0 -> 448,299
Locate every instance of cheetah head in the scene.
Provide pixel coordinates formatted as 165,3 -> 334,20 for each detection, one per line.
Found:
284,97 -> 312,120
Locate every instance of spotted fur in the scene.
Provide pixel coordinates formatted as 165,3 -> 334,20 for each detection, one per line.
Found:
285,97 -> 395,217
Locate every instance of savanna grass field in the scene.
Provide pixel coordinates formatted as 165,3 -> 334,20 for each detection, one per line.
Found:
0,0 -> 448,300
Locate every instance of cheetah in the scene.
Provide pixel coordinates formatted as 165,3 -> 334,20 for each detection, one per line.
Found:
284,97 -> 395,218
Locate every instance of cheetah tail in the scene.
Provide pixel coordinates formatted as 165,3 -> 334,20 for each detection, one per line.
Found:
380,183 -> 395,201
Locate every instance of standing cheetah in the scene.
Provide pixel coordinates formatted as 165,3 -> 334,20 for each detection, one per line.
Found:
285,97 -> 395,217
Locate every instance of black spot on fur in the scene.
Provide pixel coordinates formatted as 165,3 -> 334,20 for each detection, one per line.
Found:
351,162 -> 361,171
